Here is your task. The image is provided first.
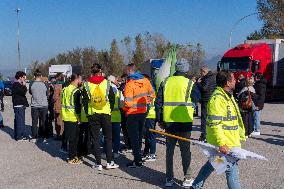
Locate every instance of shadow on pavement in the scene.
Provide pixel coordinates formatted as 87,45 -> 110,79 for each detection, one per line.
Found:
252,133 -> 284,146
35,138 -> 67,161
113,154 -> 183,188
261,121 -> 284,128
0,125 -> 32,140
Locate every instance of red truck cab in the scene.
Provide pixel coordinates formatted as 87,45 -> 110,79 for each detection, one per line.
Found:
219,43 -> 272,83
219,39 -> 284,100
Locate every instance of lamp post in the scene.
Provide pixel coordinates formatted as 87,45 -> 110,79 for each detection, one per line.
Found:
15,7 -> 21,70
229,12 -> 259,48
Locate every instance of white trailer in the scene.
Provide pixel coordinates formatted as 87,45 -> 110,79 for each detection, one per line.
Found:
48,64 -> 82,78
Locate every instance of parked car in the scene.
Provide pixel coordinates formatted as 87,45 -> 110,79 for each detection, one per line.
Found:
3,81 -> 13,96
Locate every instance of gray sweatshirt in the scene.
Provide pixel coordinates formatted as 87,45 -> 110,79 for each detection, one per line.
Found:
30,81 -> 48,108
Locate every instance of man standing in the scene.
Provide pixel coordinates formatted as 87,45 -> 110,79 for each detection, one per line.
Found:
61,74 -> 82,164
53,73 -> 65,140
197,65 -> 216,142
108,75 -> 124,158
155,58 -> 200,187
82,63 -> 119,171
0,79 -> 4,111
29,70 -> 48,142
123,63 -> 155,168
252,72 -> 267,136
12,71 -> 29,141
191,70 -> 246,189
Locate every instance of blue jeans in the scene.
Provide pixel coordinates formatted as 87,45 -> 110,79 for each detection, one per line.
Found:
103,122 -> 121,154
192,161 -> 241,189
112,122 -> 121,153
143,118 -> 156,155
253,110 -> 261,132
0,112 -> 3,126
14,106 -> 26,140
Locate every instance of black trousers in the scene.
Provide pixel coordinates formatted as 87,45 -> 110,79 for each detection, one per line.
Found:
127,113 -> 147,163
200,102 -> 207,137
89,113 -> 112,164
64,121 -> 79,159
31,107 -> 48,139
78,122 -> 89,157
241,111 -> 254,136
0,93 -> 4,110
121,110 -> 131,149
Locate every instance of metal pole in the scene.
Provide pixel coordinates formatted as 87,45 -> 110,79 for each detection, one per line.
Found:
229,12 -> 259,48
15,8 -> 21,70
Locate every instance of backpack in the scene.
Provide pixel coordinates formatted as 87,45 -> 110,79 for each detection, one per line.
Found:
90,84 -> 107,109
239,88 -> 252,110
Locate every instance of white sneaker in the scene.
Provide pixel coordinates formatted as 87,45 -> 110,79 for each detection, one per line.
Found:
182,178 -> 194,187
106,161 -> 119,169
142,154 -> 156,162
30,139 -> 37,143
251,131 -> 260,136
92,164 -> 103,171
165,178 -> 175,187
113,153 -> 120,159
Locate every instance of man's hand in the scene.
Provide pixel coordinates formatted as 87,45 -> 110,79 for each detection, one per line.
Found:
158,122 -> 165,130
197,78 -> 202,83
219,145 -> 229,155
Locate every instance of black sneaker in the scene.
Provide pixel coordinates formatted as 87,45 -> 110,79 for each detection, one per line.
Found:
126,161 -> 143,168
198,135 -> 206,142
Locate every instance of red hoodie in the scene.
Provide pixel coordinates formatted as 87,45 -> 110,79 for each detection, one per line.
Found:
88,76 -> 105,84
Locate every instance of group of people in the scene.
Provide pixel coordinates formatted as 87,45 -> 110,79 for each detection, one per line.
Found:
234,73 -> 267,137
4,58 -> 267,189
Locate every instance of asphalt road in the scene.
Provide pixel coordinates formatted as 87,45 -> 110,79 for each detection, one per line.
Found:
0,96 -> 283,189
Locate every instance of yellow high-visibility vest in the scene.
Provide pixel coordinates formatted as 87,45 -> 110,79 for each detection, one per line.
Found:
111,89 -> 122,123
61,84 -> 79,122
206,87 -> 246,148
84,79 -> 111,115
163,76 -> 194,123
147,97 -> 156,119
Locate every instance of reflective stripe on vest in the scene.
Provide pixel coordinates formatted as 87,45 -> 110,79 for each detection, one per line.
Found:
207,115 -> 238,121
222,125 -> 238,130
124,90 -> 154,101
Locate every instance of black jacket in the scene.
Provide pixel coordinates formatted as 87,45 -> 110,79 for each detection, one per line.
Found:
234,78 -> 246,97
12,81 -> 29,107
198,71 -> 216,102
254,77 -> 267,110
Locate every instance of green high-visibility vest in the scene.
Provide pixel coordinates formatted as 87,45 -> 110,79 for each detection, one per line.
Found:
61,84 -> 79,122
206,87 -> 246,148
147,97 -> 156,119
163,76 -> 194,123
111,90 -> 122,122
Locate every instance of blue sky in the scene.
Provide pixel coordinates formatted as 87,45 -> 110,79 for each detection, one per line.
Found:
0,0 -> 262,70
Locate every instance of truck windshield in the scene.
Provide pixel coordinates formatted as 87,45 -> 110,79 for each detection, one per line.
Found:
221,58 -> 250,72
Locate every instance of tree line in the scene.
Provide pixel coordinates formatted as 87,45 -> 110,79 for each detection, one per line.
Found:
247,0 -> 284,40
29,32 -> 205,78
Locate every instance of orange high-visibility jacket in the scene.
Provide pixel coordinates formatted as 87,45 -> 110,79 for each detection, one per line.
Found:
123,77 -> 155,115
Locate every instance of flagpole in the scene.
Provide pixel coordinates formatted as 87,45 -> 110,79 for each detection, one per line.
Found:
149,129 -> 192,143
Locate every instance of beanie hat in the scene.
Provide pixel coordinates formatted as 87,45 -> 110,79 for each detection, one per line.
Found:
107,75 -> 116,83
175,58 -> 189,73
